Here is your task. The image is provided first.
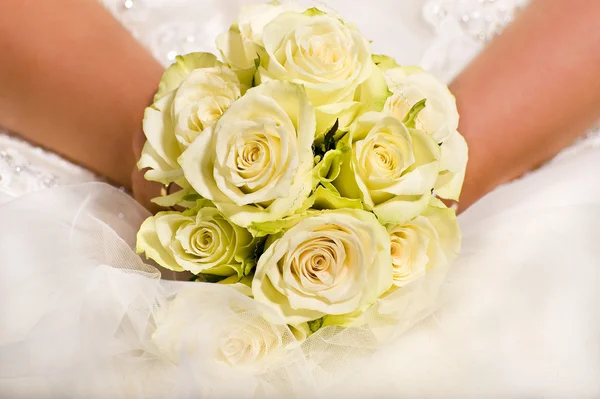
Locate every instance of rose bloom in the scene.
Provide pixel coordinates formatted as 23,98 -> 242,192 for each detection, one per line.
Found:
139,53 -> 242,186
383,66 -> 468,200
216,1 -> 305,71
258,9 -> 372,106
152,285 -> 297,396
334,111 -> 440,225
136,203 -> 254,276
387,198 -> 461,288
252,209 -> 393,325
179,81 -> 315,228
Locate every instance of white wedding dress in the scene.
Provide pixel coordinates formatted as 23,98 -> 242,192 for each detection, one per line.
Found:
2,1 -> 600,398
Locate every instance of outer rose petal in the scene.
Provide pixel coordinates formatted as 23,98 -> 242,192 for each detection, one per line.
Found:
435,130 -> 469,200
423,197 -> 462,261
384,67 -> 459,143
373,192 -> 432,225
138,92 -> 184,184
154,52 -> 220,101
179,127 -> 226,203
136,216 -> 185,272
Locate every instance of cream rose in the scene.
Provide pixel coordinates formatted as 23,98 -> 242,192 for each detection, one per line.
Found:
252,209 -> 393,325
138,53 -> 242,186
333,112 -> 440,225
216,2 -> 304,71
179,81 -> 315,228
382,66 -> 468,200
152,286 -> 296,384
136,203 -> 255,276
258,9 -> 373,108
216,312 -> 290,372
383,66 -> 458,143
384,67 -> 468,200
388,198 -> 461,288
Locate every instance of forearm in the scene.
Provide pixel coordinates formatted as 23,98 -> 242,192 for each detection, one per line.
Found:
0,0 -> 163,188
451,0 -> 600,209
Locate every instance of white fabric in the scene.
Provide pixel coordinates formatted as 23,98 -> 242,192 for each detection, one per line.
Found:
2,150 -> 599,398
0,183 -> 450,398
334,149 -> 600,398
1,0 -> 600,397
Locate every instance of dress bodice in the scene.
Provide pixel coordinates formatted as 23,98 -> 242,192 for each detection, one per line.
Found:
1,0 -> 598,204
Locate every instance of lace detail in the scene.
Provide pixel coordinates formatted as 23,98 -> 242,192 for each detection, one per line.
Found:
102,0 -> 237,66
421,0 -> 528,82
0,133 -> 96,204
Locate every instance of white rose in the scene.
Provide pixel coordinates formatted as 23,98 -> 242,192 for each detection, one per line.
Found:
138,53 -> 241,186
383,67 -> 458,143
215,1 -> 304,81
258,9 -> 373,108
180,81 -> 315,228
217,312 -> 289,372
388,198 -> 461,288
334,112 -> 440,225
152,286 -> 297,395
136,203 -> 255,276
252,209 -> 393,325
382,66 -> 468,199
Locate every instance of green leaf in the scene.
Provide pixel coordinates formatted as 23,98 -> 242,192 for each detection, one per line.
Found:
151,186 -> 198,208
250,55 -> 261,87
181,198 -> 216,216
182,193 -> 202,202
247,214 -> 306,237
312,147 -> 345,189
303,7 -> 326,16
305,186 -> 363,211
307,318 -> 324,333
312,119 -> 339,158
372,54 -> 400,70
324,119 -> 339,151
403,98 -> 427,129
322,309 -> 364,327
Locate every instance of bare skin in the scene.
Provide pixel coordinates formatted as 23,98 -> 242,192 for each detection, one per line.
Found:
1,0 -> 599,212
0,0 -> 163,189
451,0 -> 600,209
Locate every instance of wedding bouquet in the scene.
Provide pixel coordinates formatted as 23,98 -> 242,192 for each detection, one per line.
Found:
135,1 -> 467,395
